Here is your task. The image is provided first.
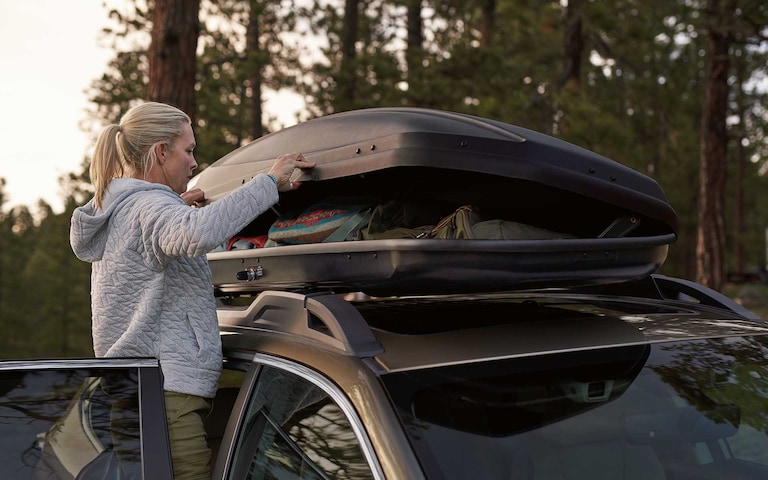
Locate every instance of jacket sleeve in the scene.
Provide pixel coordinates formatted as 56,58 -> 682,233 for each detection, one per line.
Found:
136,174 -> 279,266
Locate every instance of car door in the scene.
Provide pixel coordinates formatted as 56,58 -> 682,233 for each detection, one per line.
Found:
218,354 -> 385,480
0,358 -> 173,480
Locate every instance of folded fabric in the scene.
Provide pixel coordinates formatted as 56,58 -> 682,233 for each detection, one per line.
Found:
268,201 -> 374,245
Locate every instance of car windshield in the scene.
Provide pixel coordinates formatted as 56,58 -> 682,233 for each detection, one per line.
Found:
381,336 -> 768,480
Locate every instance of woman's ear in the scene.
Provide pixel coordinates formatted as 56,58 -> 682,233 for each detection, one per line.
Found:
154,142 -> 167,165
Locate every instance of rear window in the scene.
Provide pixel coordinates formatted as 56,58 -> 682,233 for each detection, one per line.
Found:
381,336 -> 768,480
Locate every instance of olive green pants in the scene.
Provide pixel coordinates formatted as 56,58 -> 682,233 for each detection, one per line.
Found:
165,392 -> 213,480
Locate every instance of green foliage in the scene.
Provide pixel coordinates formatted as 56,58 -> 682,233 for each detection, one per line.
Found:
0,181 -> 37,357
195,0 -> 304,164
296,0 -> 408,116
0,177 -> 93,358
21,205 -> 93,358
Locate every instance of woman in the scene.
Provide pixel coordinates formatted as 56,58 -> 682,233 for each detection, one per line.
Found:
70,101 -> 314,479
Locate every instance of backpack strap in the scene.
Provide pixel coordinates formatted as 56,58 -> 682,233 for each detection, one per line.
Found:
323,208 -> 373,243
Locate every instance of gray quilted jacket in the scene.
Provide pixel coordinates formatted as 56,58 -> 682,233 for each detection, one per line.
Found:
70,176 -> 278,398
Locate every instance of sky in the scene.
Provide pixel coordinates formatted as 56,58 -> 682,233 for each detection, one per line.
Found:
0,0 -> 115,213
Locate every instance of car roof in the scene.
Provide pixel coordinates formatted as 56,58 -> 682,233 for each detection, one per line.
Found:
218,276 -> 768,375
358,292 -> 768,373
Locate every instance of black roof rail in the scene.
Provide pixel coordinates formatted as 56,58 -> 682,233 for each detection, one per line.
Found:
574,274 -> 763,322
217,291 -> 384,356
650,275 -> 763,321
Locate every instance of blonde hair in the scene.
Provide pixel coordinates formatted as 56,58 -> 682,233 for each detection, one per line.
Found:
90,102 -> 191,210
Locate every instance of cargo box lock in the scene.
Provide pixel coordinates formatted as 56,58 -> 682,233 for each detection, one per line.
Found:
236,266 -> 264,281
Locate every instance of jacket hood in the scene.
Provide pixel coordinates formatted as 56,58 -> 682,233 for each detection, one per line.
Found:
70,179 -> 176,263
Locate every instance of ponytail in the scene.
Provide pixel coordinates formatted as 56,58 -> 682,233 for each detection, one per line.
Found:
91,125 -> 123,210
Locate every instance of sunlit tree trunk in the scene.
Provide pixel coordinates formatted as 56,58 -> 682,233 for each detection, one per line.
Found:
147,0 -> 201,121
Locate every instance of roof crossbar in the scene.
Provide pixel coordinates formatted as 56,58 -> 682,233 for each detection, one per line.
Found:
217,291 -> 384,356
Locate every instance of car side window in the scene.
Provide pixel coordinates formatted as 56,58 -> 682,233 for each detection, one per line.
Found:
230,364 -> 375,480
0,367 -> 143,480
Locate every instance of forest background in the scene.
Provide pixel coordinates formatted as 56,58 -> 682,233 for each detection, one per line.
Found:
1,0 -> 767,358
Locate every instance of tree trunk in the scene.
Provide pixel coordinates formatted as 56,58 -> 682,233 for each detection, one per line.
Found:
561,0 -> 583,93
406,0 -> 423,101
479,0 -> 496,49
247,0 -> 264,139
147,0 -> 201,121
733,49 -> 746,279
338,0 -> 359,110
695,0 -> 731,291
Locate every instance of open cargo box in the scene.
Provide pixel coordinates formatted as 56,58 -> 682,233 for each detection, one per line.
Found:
188,107 -> 678,296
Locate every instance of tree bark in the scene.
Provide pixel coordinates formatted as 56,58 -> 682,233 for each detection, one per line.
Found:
338,0 -> 359,110
561,0 -> 583,93
406,0 -> 423,101
733,49 -> 746,279
479,0 -> 496,49
695,0 -> 731,291
147,0 -> 201,121
247,0 -> 264,139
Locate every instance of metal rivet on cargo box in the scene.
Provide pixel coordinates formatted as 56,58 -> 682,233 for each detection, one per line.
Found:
355,148 -> 361,154
370,145 -> 376,151
588,168 -> 595,174
347,254 -> 352,260
460,141 -> 468,147
610,175 -> 617,181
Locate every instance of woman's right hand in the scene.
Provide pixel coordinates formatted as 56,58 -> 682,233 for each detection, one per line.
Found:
268,152 -> 315,192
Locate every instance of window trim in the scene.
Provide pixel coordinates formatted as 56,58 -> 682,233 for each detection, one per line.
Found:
248,353 -> 386,480
0,358 -> 160,371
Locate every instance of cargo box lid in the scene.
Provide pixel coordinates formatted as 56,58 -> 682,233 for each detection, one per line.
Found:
189,108 -> 678,296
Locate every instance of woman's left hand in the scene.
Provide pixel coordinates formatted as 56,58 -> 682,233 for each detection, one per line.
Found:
268,152 -> 315,191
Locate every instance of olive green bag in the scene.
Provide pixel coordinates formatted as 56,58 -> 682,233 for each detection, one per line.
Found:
431,205 -> 574,240
365,203 -> 574,240
363,200 -> 448,240
429,205 -> 480,239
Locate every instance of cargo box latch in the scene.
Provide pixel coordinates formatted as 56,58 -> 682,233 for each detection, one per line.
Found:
236,266 -> 264,281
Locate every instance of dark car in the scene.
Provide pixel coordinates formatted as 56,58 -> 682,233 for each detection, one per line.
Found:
211,278 -> 768,480
2,108 -> 766,479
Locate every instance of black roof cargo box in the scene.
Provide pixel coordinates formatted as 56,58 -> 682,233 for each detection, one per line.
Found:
189,107 -> 677,296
